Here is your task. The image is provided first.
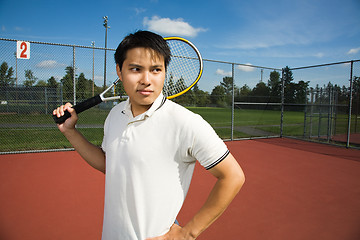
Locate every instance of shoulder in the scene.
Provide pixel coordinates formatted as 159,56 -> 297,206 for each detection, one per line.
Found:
161,100 -> 211,132
162,100 -> 198,117
108,101 -> 126,117
160,100 -> 206,125
104,101 -> 127,127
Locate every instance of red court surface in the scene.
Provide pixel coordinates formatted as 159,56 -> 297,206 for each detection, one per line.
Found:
331,133 -> 360,146
0,138 -> 359,240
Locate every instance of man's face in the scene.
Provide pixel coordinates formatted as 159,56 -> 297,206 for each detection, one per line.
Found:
116,47 -> 166,116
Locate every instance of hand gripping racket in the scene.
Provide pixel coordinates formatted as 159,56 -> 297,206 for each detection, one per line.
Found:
52,36 -> 203,124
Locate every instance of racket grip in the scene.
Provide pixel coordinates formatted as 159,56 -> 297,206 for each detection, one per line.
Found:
52,95 -> 102,124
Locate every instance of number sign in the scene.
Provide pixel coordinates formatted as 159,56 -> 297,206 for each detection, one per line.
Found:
17,41 -> 30,59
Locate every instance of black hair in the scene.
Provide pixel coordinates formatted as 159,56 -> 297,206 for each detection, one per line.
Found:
114,30 -> 171,71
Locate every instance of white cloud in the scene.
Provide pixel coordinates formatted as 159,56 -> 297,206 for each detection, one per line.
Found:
216,69 -> 232,76
134,8 -> 146,15
314,52 -> 324,58
36,60 -> 65,69
347,48 -> 360,54
237,63 -> 255,72
143,16 -> 207,37
94,75 -> 104,81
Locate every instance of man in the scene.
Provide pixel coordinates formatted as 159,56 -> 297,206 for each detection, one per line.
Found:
53,30 -> 245,240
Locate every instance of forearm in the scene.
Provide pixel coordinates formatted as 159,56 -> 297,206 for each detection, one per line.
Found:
63,128 -> 106,173
183,175 -> 244,238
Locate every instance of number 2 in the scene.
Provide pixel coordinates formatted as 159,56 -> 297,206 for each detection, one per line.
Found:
17,41 -> 30,59
20,42 -> 27,58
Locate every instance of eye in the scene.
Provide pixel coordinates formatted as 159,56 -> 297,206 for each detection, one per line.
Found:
130,67 -> 140,72
152,68 -> 162,73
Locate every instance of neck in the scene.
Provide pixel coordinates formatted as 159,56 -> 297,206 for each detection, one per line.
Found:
131,104 -> 152,117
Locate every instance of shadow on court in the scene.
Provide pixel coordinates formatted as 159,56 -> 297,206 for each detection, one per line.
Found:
0,138 -> 359,240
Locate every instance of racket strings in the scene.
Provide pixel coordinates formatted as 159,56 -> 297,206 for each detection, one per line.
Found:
164,39 -> 201,97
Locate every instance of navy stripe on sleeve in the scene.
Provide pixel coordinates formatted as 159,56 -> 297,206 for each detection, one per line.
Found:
205,150 -> 230,170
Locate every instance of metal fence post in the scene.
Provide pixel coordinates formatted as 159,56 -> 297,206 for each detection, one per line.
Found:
92,41 -> 95,97
231,63 -> 235,141
44,87 -> 48,114
327,86 -> 332,142
333,88 -> 338,137
303,88 -> 308,138
72,46 -> 76,105
318,88 -> 322,139
280,68 -> 284,137
60,82 -> 63,106
346,61 -> 354,148
310,89 -> 314,138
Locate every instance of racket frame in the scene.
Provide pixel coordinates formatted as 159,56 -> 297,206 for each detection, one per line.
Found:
99,78 -> 121,102
163,36 -> 203,99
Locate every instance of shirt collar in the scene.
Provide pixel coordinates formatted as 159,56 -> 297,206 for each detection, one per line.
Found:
122,92 -> 167,118
145,92 -> 167,117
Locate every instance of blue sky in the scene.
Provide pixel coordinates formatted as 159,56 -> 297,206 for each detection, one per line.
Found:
1,0 -> 360,90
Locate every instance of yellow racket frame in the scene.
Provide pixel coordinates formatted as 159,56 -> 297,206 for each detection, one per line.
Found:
164,37 -> 203,99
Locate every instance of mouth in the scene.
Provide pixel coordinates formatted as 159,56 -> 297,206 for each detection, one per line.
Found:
137,89 -> 153,96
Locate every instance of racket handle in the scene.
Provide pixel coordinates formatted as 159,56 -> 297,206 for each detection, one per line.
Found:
52,95 -> 102,124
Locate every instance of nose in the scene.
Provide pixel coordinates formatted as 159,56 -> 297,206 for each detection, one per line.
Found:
140,71 -> 151,85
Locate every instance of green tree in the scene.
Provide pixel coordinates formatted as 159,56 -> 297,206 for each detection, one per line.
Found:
268,70 -> 281,102
35,80 -> 47,86
47,76 -> 58,87
251,81 -> 270,102
172,83 -> 210,107
282,66 -> 296,103
353,76 -> 360,95
77,73 -> 92,100
210,85 -> 226,107
175,77 -> 187,92
115,81 -> 126,98
352,76 -> 360,116
24,69 -> 37,87
195,89 -> 210,106
174,89 -> 195,106
294,80 -> 309,104
163,73 -> 175,97
220,76 -> 233,95
189,83 -> 209,106
61,66 -> 74,101
171,77 -> 191,105
220,76 -> 234,106
0,62 -> 15,86
239,84 -> 251,97
340,85 -> 349,104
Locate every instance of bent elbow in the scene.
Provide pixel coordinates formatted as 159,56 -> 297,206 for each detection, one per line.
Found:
234,169 -> 245,192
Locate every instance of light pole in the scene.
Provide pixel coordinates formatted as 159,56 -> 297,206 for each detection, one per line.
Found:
14,52 -> 18,87
92,41 -> 95,96
103,16 -> 110,90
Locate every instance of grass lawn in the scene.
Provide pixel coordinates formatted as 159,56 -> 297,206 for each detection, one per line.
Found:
1,106 -> 354,152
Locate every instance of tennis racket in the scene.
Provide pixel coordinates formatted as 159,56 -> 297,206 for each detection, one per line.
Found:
52,36 -> 203,124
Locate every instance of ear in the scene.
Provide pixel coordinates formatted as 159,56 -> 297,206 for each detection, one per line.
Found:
116,64 -> 122,81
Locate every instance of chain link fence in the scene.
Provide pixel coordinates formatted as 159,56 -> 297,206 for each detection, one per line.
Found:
1,38 -> 359,153
288,61 -> 360,147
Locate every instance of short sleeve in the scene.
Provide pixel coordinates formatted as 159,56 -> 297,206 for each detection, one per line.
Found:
101,111 -> 110,152
187,114 -> 229,170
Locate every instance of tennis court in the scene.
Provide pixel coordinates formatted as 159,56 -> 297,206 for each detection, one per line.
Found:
0,137 -> 359,240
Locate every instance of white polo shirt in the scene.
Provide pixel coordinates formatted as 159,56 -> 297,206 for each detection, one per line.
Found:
101,93 -> 229,240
